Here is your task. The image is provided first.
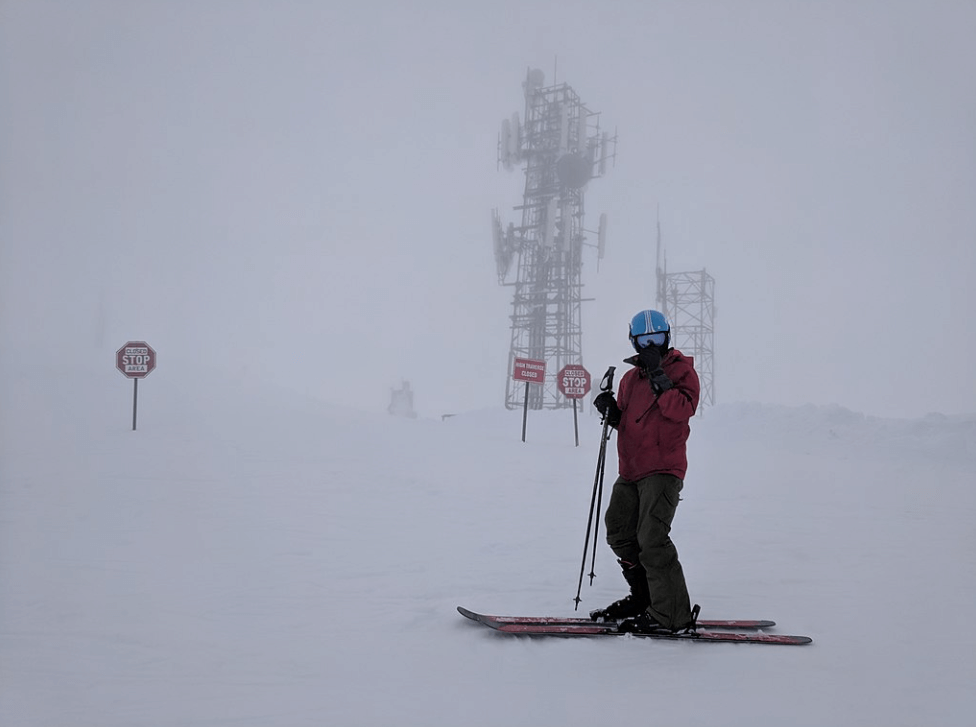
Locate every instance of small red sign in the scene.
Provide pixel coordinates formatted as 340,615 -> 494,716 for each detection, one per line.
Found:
116,341 -> 156,379
557,365 -> 591,399
512,357 -> 546,383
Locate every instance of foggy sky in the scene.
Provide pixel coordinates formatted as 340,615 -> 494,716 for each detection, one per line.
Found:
2,0 -> 974,419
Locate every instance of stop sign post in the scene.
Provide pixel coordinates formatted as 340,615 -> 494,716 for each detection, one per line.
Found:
558,365 -> 592,446
116,341 -> 156,430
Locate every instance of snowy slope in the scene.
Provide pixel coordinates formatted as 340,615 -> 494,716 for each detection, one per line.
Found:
1,358 -> 974,726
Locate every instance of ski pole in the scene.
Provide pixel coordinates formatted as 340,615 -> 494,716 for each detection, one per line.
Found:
588,366 -> 616,584
574,366 -> 615,610
588,433 -> 608,585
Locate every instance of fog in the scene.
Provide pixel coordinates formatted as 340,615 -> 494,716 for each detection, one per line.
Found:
2,0 -> 974,419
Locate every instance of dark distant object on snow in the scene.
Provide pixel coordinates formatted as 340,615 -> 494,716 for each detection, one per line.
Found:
388,381 -> 417,419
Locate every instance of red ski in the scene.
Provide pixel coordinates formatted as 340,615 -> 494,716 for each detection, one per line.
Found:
458,607 -> 812,645
458,606 -> 774,630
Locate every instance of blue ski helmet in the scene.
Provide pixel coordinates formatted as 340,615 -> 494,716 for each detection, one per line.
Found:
629,310 -> 670,352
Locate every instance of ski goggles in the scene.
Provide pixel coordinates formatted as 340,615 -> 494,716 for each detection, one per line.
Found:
634,332 -> 667,348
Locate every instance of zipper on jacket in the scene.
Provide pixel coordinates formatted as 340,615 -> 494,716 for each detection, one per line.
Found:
634,399 -> 658,424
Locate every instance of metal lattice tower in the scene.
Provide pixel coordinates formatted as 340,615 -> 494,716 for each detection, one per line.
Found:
655,224 -> 716,409
492,68 -> 615,409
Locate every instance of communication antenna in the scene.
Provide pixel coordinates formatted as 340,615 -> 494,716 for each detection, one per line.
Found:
492,68 -> 617,409
655,216 -> 717,410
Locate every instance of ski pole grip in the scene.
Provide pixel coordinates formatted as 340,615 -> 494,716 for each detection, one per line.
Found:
600,366 -> 616,393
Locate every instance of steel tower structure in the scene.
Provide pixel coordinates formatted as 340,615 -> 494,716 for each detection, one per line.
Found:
492,68 -> 615,409
655,224 -> 716,409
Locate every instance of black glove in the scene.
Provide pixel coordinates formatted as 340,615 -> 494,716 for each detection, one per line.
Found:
593,392 -> 621,427
637,346 -> 662,371
637,347 -> 673,394
649,369 -> 673,395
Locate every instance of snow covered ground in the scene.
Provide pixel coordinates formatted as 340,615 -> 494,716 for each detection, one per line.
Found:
2,357 -> 974,726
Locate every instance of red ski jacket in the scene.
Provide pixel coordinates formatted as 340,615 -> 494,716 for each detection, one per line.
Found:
614,349 -> 700,481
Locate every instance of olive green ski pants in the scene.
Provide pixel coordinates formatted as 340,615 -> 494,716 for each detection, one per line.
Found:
604,473 -> 693,630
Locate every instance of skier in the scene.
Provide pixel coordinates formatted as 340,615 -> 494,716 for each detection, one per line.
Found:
591,309 -> 701,633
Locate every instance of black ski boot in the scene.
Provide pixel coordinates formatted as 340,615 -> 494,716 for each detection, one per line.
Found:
619,603 -> 702,635
589,560 -> 650,621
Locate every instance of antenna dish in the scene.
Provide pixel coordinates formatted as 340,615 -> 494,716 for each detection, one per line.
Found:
500,118 -> 512,168
500,114 -> 522,170
491,210 -> 515,281
508,113 -> 520,163
556,153 -> 591,189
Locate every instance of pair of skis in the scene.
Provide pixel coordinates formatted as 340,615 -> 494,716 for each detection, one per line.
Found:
458,607 -> 812,645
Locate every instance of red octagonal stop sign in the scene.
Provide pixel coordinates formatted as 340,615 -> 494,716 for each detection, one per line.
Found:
116,341 -> 156,379
557,364 -> 591,399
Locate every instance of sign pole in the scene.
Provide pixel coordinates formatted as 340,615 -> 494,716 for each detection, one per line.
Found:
132,378 -> 139,431
572,399 -> 579,447
512,357 -> 546,443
